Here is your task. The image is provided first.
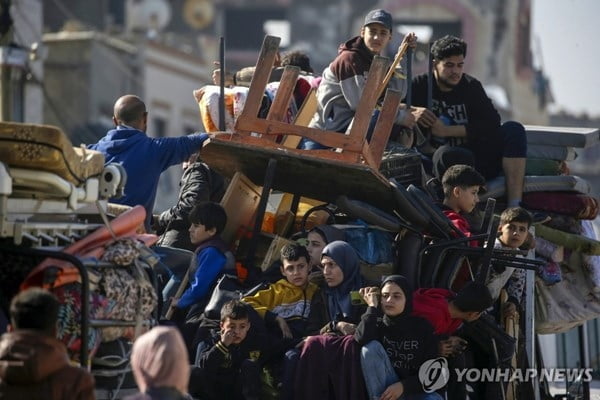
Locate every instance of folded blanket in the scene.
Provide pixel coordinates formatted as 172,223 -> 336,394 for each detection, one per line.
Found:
481,175 -> 591,201
522,191 -> 599,219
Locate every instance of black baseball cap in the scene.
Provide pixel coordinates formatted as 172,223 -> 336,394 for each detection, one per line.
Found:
363,9 -> 393,31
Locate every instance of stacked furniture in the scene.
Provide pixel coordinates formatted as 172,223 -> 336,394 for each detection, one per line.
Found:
481,125 -> 600,334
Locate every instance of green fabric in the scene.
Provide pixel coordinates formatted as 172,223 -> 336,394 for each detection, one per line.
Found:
536,224 -> 600,255
525,159 -> 563,176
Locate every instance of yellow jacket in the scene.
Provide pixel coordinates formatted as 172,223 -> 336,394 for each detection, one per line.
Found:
242,278 -> 318,325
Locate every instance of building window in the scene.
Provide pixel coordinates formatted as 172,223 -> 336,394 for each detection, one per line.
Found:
225,8 -> 287,50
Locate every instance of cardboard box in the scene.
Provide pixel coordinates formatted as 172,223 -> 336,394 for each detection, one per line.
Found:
220,172 -> 261,245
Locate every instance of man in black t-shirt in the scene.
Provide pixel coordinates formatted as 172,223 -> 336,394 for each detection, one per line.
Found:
409,35 -> 526,207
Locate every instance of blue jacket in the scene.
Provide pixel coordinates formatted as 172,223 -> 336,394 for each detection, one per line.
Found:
178,242 -> 227,309
88,127 -> 208,224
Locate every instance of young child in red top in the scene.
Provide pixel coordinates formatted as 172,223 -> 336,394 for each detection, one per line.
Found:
441,164 -> 486,240
440,164 -> 486,290
411,281 -> 493,356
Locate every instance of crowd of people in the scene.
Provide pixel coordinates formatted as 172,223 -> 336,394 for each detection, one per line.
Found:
0,7 -> 536,400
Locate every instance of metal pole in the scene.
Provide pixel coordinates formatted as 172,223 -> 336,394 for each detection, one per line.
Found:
578,322 -> 591,400
0,64 -> 10,120
405,47 -> 413,106
427,42 -> 433,110
218,37 -> 226,131
525,226 -> 540,400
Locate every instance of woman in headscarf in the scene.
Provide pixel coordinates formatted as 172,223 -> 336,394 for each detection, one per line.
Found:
355,275 -> 442,400
306,225 -> 345,270
305,240 -> 365,336
292,241 -> 369,400
125,326 -> 191,400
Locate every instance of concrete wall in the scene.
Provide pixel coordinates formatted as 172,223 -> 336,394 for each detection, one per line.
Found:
42,32 -> 139,144
141,41 -> 211,212
11,0 -> 44,123
42,31 -> 214,213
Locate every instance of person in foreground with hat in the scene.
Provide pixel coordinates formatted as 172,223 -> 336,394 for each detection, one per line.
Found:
301,9 -> 418,149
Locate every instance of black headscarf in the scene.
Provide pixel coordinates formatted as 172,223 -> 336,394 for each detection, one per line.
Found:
380,275 -> 413,326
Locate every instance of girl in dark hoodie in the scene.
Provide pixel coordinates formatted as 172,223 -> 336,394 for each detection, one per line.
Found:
355,275 -> 442,400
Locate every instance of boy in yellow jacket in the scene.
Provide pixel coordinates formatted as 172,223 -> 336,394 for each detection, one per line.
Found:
243,243 -> 318,341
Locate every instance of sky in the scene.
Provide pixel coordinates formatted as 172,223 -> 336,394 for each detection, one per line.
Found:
531,0 -> 600,117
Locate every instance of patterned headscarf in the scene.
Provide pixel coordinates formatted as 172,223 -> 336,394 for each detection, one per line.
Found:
322,240 -> 363,320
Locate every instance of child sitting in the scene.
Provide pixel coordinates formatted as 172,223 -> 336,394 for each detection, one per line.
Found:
355,275 -> 441,400
242,243 -> 318,342
488,207 -> 534,318
412,281 -> 493,356
292,241 -> 368,399
440,164 -> 486,290
190,300 -> 267,400
170,201 -> 229,317
412,282 -> 493,400
441,164 -> 486,240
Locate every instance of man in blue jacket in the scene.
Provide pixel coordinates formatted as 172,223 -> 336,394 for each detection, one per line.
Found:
89,94 -> 209,229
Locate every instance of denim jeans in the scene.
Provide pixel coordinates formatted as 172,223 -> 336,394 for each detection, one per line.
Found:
360,340 -> 443,400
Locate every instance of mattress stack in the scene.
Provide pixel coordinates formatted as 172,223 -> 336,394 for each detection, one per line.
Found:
481,125 -> 600,334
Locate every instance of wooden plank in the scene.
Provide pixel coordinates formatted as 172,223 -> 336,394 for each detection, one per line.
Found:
347,56 -> 389,143
368,89 -> 402,169
266,66 -> 300,122
281,88 -> 317,149
235,116 -> 363,151
235,35 -> 281,129
212,133 -> 361,164
292,89 -> 317,127
524,125 -> 599,149
200,137 -> 394,212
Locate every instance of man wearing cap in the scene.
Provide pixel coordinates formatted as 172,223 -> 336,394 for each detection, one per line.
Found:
88,94 -> 210,229
302,9 -> 417,149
